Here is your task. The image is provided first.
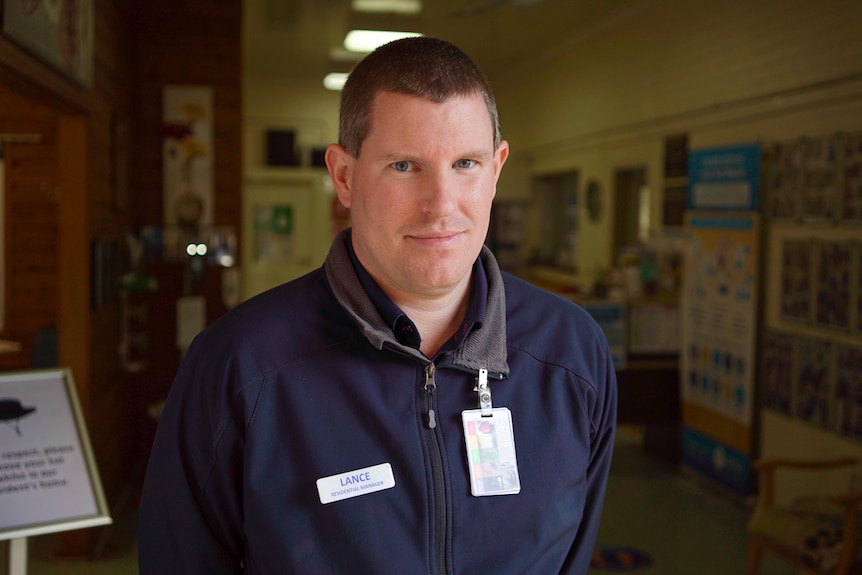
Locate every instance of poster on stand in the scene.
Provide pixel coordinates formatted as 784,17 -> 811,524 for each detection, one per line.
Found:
0,369 -> 111,540
681,211 -> 759,496
687,143 -> 760,211
681,143 -> 761,497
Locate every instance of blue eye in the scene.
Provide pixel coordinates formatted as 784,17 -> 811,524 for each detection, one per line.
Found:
455,159 -> 476,169
392,161 -> 411,172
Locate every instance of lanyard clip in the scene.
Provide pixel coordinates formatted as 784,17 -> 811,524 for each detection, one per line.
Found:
476,368 -> 492,416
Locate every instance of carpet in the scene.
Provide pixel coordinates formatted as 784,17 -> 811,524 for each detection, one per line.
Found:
590,546 -> 653,571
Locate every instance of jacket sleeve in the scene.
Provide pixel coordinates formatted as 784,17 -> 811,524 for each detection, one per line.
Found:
137,331 -> 248,575
563,333 -> 618,574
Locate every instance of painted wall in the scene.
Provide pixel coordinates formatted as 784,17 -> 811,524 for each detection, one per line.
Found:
493,0 -> 862,280
243,80 -> 341,173
241,81 -> 341,293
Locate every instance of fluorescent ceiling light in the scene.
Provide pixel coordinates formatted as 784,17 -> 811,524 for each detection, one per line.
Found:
352,0 -> 422,14
324,72 -> 349,91
343,30 -> 423,53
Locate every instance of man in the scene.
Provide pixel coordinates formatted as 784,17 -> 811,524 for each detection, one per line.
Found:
138,37 -> 616,574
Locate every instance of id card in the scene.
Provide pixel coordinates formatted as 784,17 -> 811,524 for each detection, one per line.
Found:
462,407 -> 521,496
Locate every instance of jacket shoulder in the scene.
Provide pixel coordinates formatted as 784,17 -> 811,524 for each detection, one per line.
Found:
502,272 -> 612,378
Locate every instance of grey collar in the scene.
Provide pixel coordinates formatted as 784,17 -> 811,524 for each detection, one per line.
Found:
324,230 -> 509,376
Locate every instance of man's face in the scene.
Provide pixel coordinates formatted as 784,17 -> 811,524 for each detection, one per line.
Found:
327,91 -> 508,301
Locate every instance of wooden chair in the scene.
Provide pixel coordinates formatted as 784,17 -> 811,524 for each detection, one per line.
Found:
747,458 -> 862,575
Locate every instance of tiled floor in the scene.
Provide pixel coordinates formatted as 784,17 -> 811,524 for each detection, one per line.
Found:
2,427 -> 801,575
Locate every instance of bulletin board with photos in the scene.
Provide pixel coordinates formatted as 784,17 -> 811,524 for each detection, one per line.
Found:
767,131 -> 862,224
764,129 -> 862,439
778,238 -> 859,334
763,331 -> 862,441
768,228 -> 862,438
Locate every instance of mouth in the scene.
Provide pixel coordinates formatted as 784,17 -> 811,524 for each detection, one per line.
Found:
406,230 -> 463,245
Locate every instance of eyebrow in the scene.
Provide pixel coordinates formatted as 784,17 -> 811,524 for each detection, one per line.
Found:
379,149 -> 494,163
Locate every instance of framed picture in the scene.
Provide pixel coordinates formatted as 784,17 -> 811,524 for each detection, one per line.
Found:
794,338 -> 832,430
841,131 -> 862,223
767,139 -> 802,220
857,243 -> 862,335
814,240 -> 852,331
162,85 -> 214,228
802,135 -> 841,222
0,368 -> 111,540
780,239 -> 812,324
762,331 -> 793,416
1,0 -> 94,86
835,345 -> 862,439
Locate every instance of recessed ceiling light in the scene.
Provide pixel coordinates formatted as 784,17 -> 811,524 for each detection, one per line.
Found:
352,0 -> 422,14
323,72 -> 349,91
343,30 -> 423,53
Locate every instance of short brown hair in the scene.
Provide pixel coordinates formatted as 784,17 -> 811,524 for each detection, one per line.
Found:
338,37 -> 501,157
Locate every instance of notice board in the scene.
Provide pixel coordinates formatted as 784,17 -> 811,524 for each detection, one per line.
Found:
0,368 -> 111,540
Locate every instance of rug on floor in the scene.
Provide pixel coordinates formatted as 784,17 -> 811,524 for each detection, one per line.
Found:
590,546 -> 653,571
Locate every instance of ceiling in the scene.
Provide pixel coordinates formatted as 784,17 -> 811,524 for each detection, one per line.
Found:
243,0 -> 641,87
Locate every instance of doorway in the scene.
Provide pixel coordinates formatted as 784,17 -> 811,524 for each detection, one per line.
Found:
534,170 -> 579,272
612,166 -> 649,262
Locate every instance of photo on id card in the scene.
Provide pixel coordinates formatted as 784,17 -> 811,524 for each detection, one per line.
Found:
461,407 -> 521,496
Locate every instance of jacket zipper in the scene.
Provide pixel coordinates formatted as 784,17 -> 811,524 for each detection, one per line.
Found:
423,362 -> 447,575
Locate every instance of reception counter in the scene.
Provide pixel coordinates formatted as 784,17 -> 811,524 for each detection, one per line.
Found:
615,354 -> 681,464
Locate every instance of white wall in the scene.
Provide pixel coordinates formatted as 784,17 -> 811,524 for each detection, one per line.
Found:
243,79 -> 341,172
241,80 -> 341,297
494,0 -> 862,279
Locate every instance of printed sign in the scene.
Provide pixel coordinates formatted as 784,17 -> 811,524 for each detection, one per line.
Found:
687,144 -> 761,210
0,368 -> 111,540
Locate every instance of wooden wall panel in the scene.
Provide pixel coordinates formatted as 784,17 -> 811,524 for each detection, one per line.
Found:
124,0 -> 242,490
1,0 -> 136,556
1,0 -> 241,556
0,88 -> 59,372
132,0 -> 242,230
78,3 -> 137,552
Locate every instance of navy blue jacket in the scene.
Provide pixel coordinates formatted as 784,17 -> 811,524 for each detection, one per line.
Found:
138,231 -> 617,574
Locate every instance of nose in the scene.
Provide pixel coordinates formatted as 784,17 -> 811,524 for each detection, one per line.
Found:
419,169 -> 458,216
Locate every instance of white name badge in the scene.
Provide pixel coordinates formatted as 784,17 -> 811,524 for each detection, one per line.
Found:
462,407 -> 521,496
316,462 -> 396,504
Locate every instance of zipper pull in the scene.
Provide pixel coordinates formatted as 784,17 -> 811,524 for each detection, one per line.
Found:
424,363 -> 437,429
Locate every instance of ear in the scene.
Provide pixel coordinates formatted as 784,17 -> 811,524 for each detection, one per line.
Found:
325,144 -> 354,208
493,140 -> 510,187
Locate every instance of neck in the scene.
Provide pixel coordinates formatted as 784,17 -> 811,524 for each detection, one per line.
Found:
392,283 -> 470,358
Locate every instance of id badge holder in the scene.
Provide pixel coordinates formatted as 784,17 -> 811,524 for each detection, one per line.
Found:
461,369 -> 521,496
